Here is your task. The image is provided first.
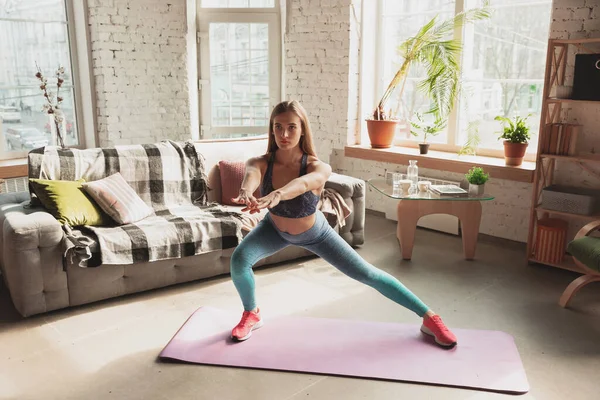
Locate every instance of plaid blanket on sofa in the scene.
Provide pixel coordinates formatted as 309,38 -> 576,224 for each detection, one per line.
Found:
28,141 -> 244,267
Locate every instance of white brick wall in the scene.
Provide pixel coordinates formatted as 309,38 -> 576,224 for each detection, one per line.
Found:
88,0 -> 190,147
285,0 -> 361,163
551,0 -> 600,38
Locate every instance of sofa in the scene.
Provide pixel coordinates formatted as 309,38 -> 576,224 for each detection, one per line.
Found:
0,137 -> 365,317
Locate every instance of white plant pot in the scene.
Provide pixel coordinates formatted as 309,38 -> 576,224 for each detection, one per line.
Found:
468,183 -> 485,196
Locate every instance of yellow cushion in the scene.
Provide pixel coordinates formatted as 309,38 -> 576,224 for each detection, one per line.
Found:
29,178 -> 111,226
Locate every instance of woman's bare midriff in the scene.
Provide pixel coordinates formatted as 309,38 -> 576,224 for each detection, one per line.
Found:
269,212 -> 317,235
267,186 -> 321,235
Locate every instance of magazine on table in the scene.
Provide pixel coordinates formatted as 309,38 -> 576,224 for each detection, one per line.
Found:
428,185 -> 469,198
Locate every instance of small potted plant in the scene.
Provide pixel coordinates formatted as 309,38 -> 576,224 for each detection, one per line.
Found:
465,166 -> 489,196
494,114 -> 531,166
410,113 -> 447,154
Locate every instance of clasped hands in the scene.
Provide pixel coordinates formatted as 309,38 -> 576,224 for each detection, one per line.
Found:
231,189 -> 282,214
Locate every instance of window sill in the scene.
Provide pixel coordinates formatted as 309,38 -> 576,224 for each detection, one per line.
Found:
0,158 -> 27,179
344,145 -> 535,183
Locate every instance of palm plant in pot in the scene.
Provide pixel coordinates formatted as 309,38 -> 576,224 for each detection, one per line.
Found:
366,3 -> 491,149
410,113 -> 447,154
495,114 -> 531,166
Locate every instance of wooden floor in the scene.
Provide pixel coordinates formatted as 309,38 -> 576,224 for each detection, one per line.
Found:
1,213 -> 599,400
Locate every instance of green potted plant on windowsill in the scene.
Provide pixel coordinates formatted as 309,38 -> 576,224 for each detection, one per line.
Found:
495,114 -> 531,166
365,3 -> 491,149
410,113 -> 447,154
465,166 -> 489,196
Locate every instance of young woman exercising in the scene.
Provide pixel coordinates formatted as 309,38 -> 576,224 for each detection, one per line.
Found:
229,100 -> 457,348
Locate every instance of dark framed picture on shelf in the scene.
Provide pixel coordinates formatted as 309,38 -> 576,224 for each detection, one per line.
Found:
572,53 -> 600,101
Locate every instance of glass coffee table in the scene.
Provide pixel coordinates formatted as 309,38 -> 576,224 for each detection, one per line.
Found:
368,178 -> 495,261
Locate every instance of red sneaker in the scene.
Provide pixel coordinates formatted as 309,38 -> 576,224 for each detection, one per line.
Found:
231,309 -> 263,341
420,315 -> 457,348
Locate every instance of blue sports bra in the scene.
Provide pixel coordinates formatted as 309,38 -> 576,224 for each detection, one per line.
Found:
261,150 -> 320,218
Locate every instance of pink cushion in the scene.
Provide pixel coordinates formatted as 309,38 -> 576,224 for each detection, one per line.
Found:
82,172 -> 154,225
219,160 -> 260,206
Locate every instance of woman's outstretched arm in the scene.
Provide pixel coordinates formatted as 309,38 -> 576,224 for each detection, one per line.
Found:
240,156 -> 265,194
232,156 -> 266,208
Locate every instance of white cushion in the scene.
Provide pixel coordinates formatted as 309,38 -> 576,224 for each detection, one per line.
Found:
82,172 -> 154,225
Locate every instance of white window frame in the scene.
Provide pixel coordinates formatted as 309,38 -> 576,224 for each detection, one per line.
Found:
366,0 -> 549,161
70,0 -> 97,151
0,0 -> 96,160
196,4 -> 281,140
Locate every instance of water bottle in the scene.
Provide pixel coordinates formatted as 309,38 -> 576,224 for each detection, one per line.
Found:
407,160 -> 418,189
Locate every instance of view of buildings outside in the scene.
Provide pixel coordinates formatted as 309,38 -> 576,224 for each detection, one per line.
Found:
209,22 -> 270,132
0,0 -> 78,155
201,0 -> 273,139
382,0 -> 552,152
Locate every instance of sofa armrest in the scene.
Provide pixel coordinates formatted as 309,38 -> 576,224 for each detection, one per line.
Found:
0,202 -> 68,317
325,173 -> 365,246
0,191 -> 30,206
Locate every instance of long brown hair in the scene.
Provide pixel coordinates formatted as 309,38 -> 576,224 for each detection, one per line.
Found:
267,100 -> 317,157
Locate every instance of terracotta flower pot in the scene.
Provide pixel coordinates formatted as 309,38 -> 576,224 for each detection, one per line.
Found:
503,141 -> 528,166
366,119 -> 399,149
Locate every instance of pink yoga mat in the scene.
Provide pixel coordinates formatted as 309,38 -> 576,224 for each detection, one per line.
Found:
159,307 -> 529,394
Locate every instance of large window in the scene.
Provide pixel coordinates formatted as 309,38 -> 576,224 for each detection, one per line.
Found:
197,0 -> 280,139
0,0 -> 89,159
375,0 -> 552,156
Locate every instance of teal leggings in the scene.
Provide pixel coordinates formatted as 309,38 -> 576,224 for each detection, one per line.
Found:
230,211 -> 430,317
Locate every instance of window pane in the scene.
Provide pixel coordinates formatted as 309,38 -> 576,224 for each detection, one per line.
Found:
57,88 -> 78,146
209,23 -> 270,129
0,1 -> 79,155
251,24 -> 268,50
384,0 -> 453,15
0,0 -> 66,21
1,85 -> 78,152
201,0 -> 274,7
381,1 -> 455,144
457,0 -> 552,153
249,0 -> 274,7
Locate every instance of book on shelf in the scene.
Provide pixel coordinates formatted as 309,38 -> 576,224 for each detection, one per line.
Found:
428,185 -> 469,198
541,123 -> 580,156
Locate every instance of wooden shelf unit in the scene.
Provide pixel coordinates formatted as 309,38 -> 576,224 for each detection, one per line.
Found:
534,207 -> 600,222
553,38 -> 600,44
526,38 -> 600,272
547,98 -> 600,104
528,255 -> 585,274
539,153 -> 600,163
